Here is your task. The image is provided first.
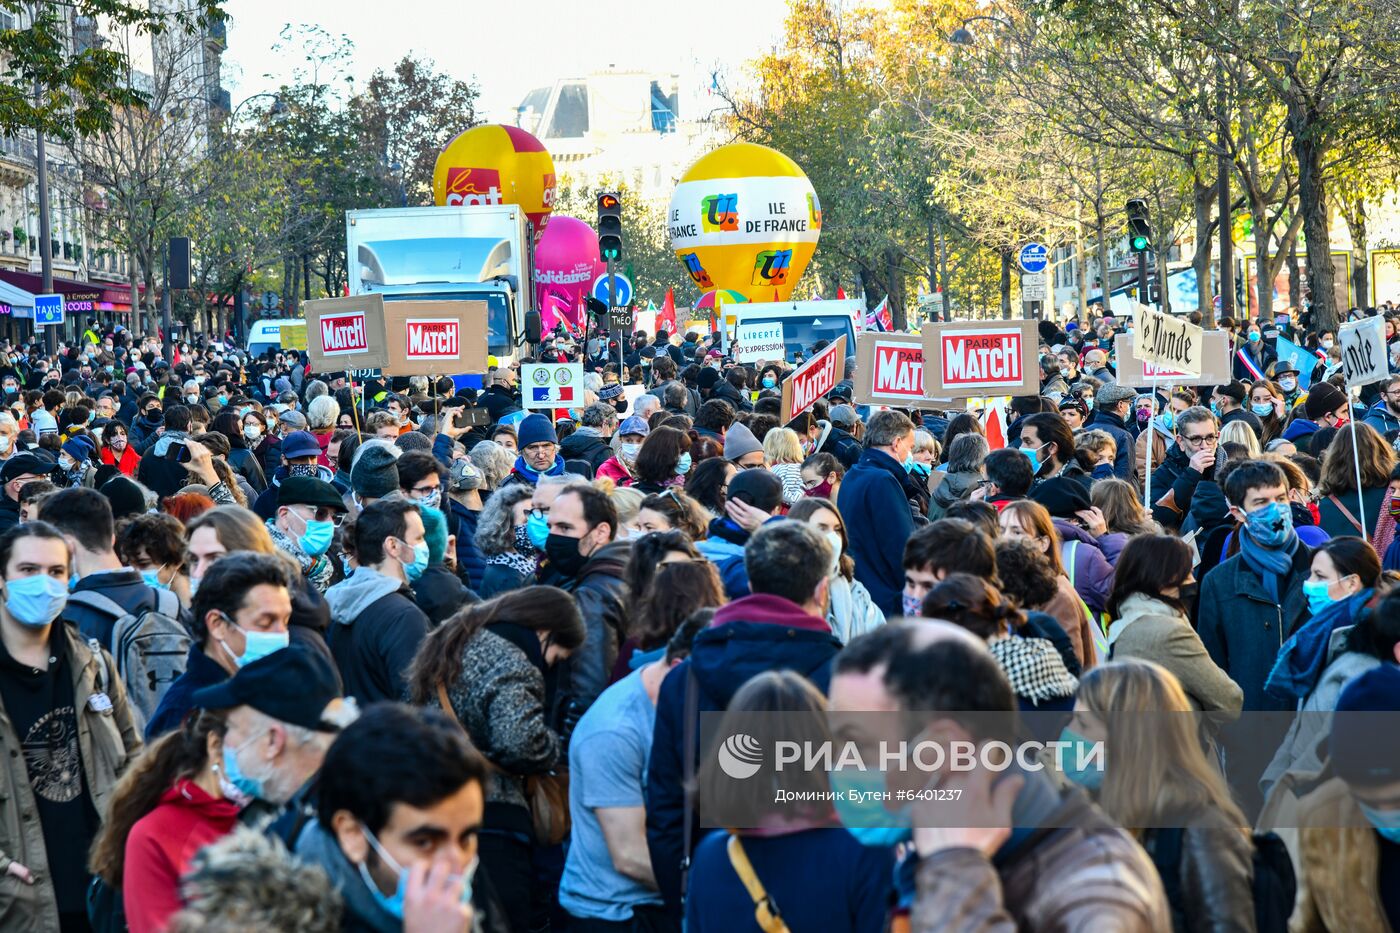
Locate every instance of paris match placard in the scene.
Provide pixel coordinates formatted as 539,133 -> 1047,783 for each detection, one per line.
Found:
854,332 -> 929,406
305,294 -> 390,372
924,319 -> 1038,397
781,335 -> 846,423
380,300 -> 489,376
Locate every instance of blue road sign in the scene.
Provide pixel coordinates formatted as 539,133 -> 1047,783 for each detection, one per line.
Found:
1018,243 -> 1049,275
34,293 -> 64,327
591,272 -> 633,308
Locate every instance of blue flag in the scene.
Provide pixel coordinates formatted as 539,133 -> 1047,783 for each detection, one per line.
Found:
1274,335 -> 1315,390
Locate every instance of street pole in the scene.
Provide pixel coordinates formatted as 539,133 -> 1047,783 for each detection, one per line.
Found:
607,259 -> 621,380
36,126 -> 55,355
1137,247 -> 1149,314
1216,63 -> 1234,327
161,243 -> 173,363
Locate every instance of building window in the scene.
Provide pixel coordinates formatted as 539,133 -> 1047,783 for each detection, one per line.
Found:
650,81 -> 678,134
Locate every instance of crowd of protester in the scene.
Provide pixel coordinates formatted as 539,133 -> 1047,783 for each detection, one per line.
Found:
0,312 -> 1396,933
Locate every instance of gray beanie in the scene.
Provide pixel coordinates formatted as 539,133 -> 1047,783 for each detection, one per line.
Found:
351,441 -> 400,499
394,431 -> 432,453
724,421 -> 763,461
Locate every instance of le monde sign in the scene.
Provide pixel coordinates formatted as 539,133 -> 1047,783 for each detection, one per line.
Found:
1132,305 -> 1203,378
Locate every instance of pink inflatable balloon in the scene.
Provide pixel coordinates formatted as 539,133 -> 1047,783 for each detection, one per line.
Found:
534,216 -> 601,333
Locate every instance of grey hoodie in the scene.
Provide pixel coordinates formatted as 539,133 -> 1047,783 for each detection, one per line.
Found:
326,566 -> 403,625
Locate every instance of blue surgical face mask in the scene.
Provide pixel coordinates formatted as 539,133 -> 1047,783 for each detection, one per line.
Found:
4,574 -> 69,628
675,452 -> 692,476
902,453 -> 916,473
222,730 -> 270,800
1057,726 -> 1105,790
1302,577 -> 1349,615
140,567 -> 171,591
399,538 -> 430,582
1244,501 -> 1294,549
1157,410 -> 1175,431
1358,802 -> 1400,844
830,768 -> 912,848
1251,403 -> 1274,417
526,511 -> 550,550
1020,442 -> 1046,474
761,376 -> 776,389
619,442 -> 642,463
356,823 -> 478,919
218,614 -> 289,668
1248,331 -> 1261,343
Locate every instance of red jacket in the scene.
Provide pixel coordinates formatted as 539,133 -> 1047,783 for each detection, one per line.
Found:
101,443 -> 140,477
123,778 -> 240,933
315,429 -> 334,468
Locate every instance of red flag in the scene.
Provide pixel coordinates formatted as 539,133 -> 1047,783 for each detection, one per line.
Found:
837,286 -> 847,300
658,287 -> 678,334
981,403 -> 1007,451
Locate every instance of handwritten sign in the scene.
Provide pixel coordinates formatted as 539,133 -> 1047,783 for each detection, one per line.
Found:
1339,316 -> 1387,386
923,320 -> 1038,397
1132,304 -> 1202,377
735,321 -> 786,364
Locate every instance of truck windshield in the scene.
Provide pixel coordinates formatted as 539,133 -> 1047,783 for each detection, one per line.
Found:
382,292 -> 511,356
738,315 -> 854,365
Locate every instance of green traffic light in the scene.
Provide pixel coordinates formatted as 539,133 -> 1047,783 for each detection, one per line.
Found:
603,249 -> 619,260
1131,235 -> 1149,251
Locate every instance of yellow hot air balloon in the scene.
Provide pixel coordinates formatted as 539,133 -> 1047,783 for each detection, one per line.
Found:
432,124 -> 557,237
668,142 -> 821,303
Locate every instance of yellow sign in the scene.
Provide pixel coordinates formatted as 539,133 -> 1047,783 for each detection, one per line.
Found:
281,323 -> 307,351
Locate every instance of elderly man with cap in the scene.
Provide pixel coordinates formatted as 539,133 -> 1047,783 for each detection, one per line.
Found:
192,644 -> 351,848
502,412 -> 566,487
1284,381 -> 1351,457
0,450 -> 54,532
695,468 -> 785,599
1212,379 -> 1263,437
252,429 -> 337,521
819,404 -> 863,469
268,476 -> 346,594
1088,383 -> 1138,483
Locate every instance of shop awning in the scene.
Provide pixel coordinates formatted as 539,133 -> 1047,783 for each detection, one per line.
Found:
0,270 -> 143,312
0,278 -> 33,319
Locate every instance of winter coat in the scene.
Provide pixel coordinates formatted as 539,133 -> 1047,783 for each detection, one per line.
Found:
449,498 -> 487,592
1361,401 -> 1400,439
819,425 -> 863,470
436,624 -> 561,813
1134,421 -> 1169,491
558,540 -> 630,715
479,560 -> 533,598
927,469 -> 982,521
1198,544 -> 1312,711
911,787 -> 1169,933
1090,409 -> 1138,484
412,565 -> 479,627
0,624 -> 142,933
99,443 -> 140,478
1282,417 -> 1323,457
595,455 -> 635,487
1292,777 -> 1393,933
1317,484 -> 1389,540
559,429 -> 613,474
695,518 -> 753,599
325,566 -> 430,705
1096,531 -> 1130,566
227,446 -> 267,493
1140,806 -> 1257,933
1039,574 -> 1098,671
1219,405 -> 1264,437
1149,444 -> 1229,531
825,573 -> 886,644
838,447 -> 919,615
647,594 -> 842,913
712,381 -> 753,414
123,779 -> 240,933
1107,594 -> 1243,713
1052,522 -> 1114,616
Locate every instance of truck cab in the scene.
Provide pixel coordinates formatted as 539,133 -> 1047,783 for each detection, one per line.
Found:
346,205 -> 539,366
725,300 -> 859,364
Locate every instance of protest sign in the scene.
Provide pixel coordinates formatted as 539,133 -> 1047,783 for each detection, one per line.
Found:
1113,331 -> 1231,389
734,321 -> 786,364
854,333 -> 929,406
923,320 -> 1038,397
781,335 -> 845,422
380,300 -> 489,377
522,362 -> 584,410
1339,316 -> 1388,387
1132,304 -> 1203,377
305,295 -> 390,372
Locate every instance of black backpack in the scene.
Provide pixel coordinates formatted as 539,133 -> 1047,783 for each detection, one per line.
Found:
1151,827 -> 1296,933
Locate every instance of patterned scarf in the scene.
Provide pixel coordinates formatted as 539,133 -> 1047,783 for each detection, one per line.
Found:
988,633 -> 1078,704
265,519 -> 334,593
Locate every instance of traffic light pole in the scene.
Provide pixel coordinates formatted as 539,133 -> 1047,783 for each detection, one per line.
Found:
608,258 -> 621,380
1137,248 -> 1149,313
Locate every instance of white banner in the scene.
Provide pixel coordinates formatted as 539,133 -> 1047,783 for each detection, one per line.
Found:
1339,315 -> 1388,386
734,321 -> 786,364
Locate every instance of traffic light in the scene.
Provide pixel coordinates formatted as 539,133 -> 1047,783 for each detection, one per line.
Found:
1126,198 -> 1151,252
597,192 -> 623,262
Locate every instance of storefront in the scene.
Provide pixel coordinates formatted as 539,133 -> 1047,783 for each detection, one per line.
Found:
0,278 -> 34,345
0,270 -> 140,344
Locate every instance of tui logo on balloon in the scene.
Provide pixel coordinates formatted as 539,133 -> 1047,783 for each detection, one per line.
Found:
669,142 -> 820,302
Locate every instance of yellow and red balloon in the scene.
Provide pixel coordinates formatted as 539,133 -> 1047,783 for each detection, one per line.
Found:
432,124 -> 557,237
668,142 -> 820,302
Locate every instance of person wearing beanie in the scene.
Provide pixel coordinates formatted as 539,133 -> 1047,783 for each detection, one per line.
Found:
695,468 -> 784,598
1284,381 -> 1350,457
596,415 -> 649,487
100,473 -> 148,520
502,413 -> 565,488
58,434 -> 98,488
1210,379 -> 1262,437
1290,663 -> 1400,930
723,421 -> 766,469
348,440 -> 400,511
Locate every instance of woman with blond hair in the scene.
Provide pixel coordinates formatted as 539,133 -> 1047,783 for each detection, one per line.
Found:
1062,660 -> 1254,933
999,499 -> 1099,669
763,426 -> 807,505
1089,477 -> 1158,565
1219,419 -> 1261,458
1317,420 -> 1396,543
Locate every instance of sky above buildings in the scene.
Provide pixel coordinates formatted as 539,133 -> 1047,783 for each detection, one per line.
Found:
221,0 -> 789,122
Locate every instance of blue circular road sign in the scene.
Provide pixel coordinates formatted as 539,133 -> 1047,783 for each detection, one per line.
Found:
1018,243 -> 1049,274
592,272 -> 633,308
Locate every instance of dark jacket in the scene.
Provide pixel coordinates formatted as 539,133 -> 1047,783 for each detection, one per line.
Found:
412,565 -> 479,627
1198,543 -> 1312,711
324,567 -> 431,705
1361,401 -> 1400,438
479,561 -> 532,598
1143,807 -> 1257,933
1282,418 -> 1322,456
1149,444 -> 1228,530
559,430 -> 613,473
0,494 -> 20,535
838,447 -> 918,615
228,447 -> 267,493
819,426 -> 863,470
712,381 -> 753,414
646,594 -> 843,913
928,469 -> 982,521
1090,409 -> 1137,484
145,645 -> 227,740
1317,484 -> 1389,540
450,499 -> 487,592
61,569 -> 165,649
1220,406 -> 1264,437
558,540 -> 630,716
694,518 -> 752,599
479,384 -> 522,422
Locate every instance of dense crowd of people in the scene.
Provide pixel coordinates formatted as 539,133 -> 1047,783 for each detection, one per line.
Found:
0,312 -> 1396,933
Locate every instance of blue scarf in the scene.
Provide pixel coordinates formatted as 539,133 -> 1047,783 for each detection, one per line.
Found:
512,453 -> 564,483
1265,588 -> 1370,704
1238,525 -> 1299,603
